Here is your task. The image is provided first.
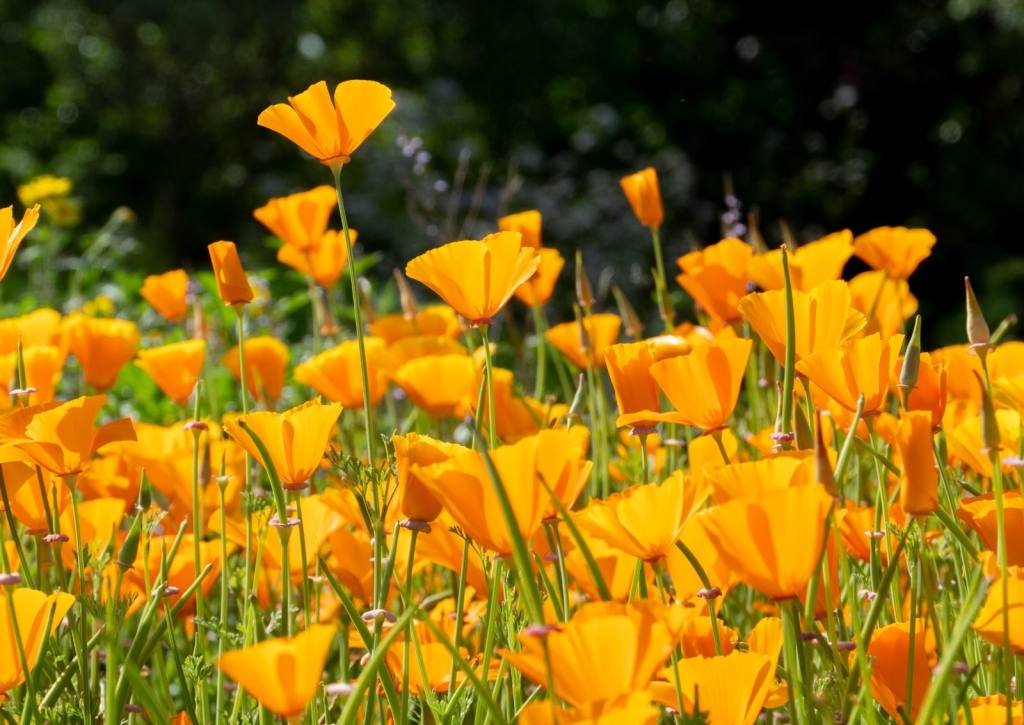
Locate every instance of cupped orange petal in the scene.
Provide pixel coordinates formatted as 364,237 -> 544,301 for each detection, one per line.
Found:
0,204 -> 40,281
277,228 -> 351,288
498,209 -> 542,249
135,339 -> 206,406
208,241 -> 253,306
676,237 -> 752,323
620,168 -> 663,228
253,185 -> 337,253
293,338 -> 388,409
514,247 -> 565,306
140,269 -> 190,322
394,354 -> 478,419
548,314 -> 621,370
853,226 -> 936,279
221,336 -> 290,403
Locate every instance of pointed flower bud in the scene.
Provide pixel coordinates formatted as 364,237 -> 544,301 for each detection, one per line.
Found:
899,315 -> 922,394
814,410 -> 838,497
793,401 -> 813,451
965,277 -> 991,348
393,268 -> 419,320
611,282 -> 644,338
575,250 -> 595,308
117,512 -> 142,569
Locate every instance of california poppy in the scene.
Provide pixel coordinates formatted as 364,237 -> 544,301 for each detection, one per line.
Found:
795,333 -> 904,414
216,623 -> 335,718
837,502 -> 905,564
208,241 -> 254,306
649,651 -> 776,723
369,305 -> 462,345
676,238 -> 752,323
620,168 -> 663,229
392,433 -> 468,523
853,226 -> 936,280
140,269 -> 190,323
498,209 -> 542,249
518,693 -> 660,725
0,588 -> 76,694
253,185 -> 337,252
700,484 -> 833,600
547,314 -> 622,370
895,351 -> 947,428
373,335 -> 467,378
862,621 -> 936,721
277,229 -> 350,288
135,339 -> 206,407
850,270 -> 918,339
65,315 -> 140,392
57,497 -> 127,570
514,247 -> 565,307
604,341 -> 662,430
747,231 -> 854,292
560,528 -> 652,603
972,561 -> 1024,654
893,410 -> 938,517
394,355 -> 478,419
258,80 -> 395,166
405,232 -> 541,325
956,491 -> 1024,566
704,455 -> 813,505
0,308 -> 63,355
464,367 -> 568,443
0,204 -> 40,282
535,427 -> 592,519
663,519 -> 736,604
222,336 -> 289,404
14,344 -> 65,405
293,338 -> 389,409
964,696 -> 1024,725
7,468 -> 69,533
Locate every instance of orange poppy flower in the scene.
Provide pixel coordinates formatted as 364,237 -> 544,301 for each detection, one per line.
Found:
394,355 -> 478,419
412,514 -> 489,594
57,497 -> 126,569
0,204 -> 40,281
369,305 -> 462,345
747,231 -> 854,292
664,519 -> 736,604
739,280 -> 865,366
0,588 -> 76,694
514,247 -> 565,306
894,351 -> 947,428
0,308 -> 63,354
649,651 -> 776,723
207,241 -> 253,306
604,341 -> 662,429
837,502 -> 905,564
392,433 -> 468,523
699,484 -> 833,600
7,468 -> 69,533
0,395 -> 136,477
946,410 -> 1022,478
956,491 -> 1024,566
862,621 -> 936,721
277,229 -> 351,288
225,398 -> 341,485
221,336 -> 289,404
64,315 -> 140,392
547,314 -> 622,370
372,335 -> 467,378
853,226 -> 936,279
518,694 -> 660,725
216,624 -> 335,718
405,232 -> 541,324
500,600 -> 684,707
293,338 -> 389,409
620,168 -> 663,228
892,410 -> 938,517
535,427 -> 592,519
972,561 -> 1024,654
649,337 -> 752,433
140,269 -> 190,323
135,339 -> 206,406
676,238 -> 753,323
253,185 -> 337,253
849,270 -> 918,338
574,470 -> 708,561
704,455 -> 813,505
257,80 -> 395,166
465,367 -> 569,443
11,344 -> 65,405
795,333 -> 904,413
965,696 -> 1024,725
498,209 -> 542,249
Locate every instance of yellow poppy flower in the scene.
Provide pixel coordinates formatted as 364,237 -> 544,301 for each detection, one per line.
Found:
956,491 -> 1024,566
64,314 -> 140,392
747,231 -> 854,292
604,341 -> 662,429
293,338 -> 389,409
372,335 -> 467,378
514,247 -> 565,306
498,209 -> 542,249
849,270 -> 918,338
795,333 -> 904,413
649,651 -> 776,724
0,588 -> 76,694
369,305 -> 462,345
394,355 -> 478,419
277,228 -> 351,288
972,562 -> 1024,654
0,204 -> 40,281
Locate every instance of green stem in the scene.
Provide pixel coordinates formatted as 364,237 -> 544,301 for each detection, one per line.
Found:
448,536 -> 470,694
673,540 -> 722,656
650,226 -> 672,332
531,303 -> 547,400
779,246 -> 797,448
481,323 -> 498,449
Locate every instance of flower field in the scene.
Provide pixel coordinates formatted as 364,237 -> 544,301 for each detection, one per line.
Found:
1,78 -> 1023,725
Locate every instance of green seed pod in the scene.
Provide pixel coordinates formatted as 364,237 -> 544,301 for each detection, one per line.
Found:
138,469 -> 152,511
611,283 -> 644,339
117,512 -> 142,569
575,250 -> 595,309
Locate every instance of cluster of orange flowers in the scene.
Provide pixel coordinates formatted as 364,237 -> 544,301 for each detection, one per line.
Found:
1,78 -> 1023,725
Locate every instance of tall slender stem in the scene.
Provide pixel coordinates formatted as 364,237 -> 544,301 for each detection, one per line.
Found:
779,246 -> 797,449
649,225 -> 672,332
480,323 -> 498,449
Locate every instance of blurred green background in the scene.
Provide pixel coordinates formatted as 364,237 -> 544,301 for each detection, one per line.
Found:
3,0 -> 1024,345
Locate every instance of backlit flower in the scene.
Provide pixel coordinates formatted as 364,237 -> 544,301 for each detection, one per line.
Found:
895,351 -> 947,428
649,651 -> 776,724
514,247 -> 565,306
863,621 -> 936,721
796,333 -> 904,414
0,309 -> 63,354
208,241 -> 254,306
853,226 -> 936,279
0,588 -> 76,695
893,410 -> 938,517
14,344 -> 65,405
956,491 -> 1024,566
293,338 -> 389,409
65,315 -> 140,391
850,270 -> 918,339
392,433 -> 468,522
747,231 -> 854,292
372,335 -> 467,378
704,456 -> 813,505
972,562 -> 1024,654
964,696 -> 1024,725
465,367 -> 569,443
221,336 -> 289,404
253,185 -> 337,252
676,237 -> 752,323
0,204 -> 40,282
369,305 -> 462,345
135,339 -> 206,406
498,209 -> 542,249
57,497 -> 127,569
548,314 -> 622,370
394,355 -> 478,419
140,269 -> 190,323
620,168 -> 663,228
277,229 -> 350,288
604,341 -> 662,429
518,693 -> 660,725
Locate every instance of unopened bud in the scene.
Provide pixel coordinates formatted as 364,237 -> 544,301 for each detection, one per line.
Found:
117,512 -> 142,570
393,268 -> 419,320
899,315 -> 922,393
965,277 -> 991,348
575,250 -> 595,308
611,282 -> 644,339
138,469 -> 152,510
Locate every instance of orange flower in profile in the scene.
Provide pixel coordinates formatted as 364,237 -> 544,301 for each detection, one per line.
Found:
795,333 -> 904,414
465,367 -> 569,443
65,315 -> 140,391
0,588 -> 76,695
222,336 -> 289,404
895,351 -> 947,428
498,209 -> 542,249
369,305 -> 462,345
514,247 -> 565,306
574,470 -> 708,561
547,314 -> 621,370
216,624 -> 335,718
0,395 -> 136,476
853,226 -> 936,279
649,651 -> 776,723
225,398 -> 341,485
676,238 -> 753,323
893,410 -> 938,517
700,484 -> 834,600
373,335 -> 467,378
405,232 -> 541,324
57,497 -> 126,569
208,241 -> 253,306
0,204 -> 40,281
293,338 -> 389,409
739,280 -> 865,366
649,337 -> 752,433
277,229 -> 350,288
850,270 -> 919,338
536,427 -> 592,518
253,185 -> 337,252
956,491 -> 1024,566
604,341 -> 662,429
394,355 -> 478,419
863,621 -> 935,721
972,562 -> 1024,654
0,308 -> 63,354
392,433 -> 468,523
620,168 -> 663,228
140,269 -> 190,322
257,80 -> 395,166
135,339 -> 206,406
17,345 -> 66,404
747,231 -> 854,292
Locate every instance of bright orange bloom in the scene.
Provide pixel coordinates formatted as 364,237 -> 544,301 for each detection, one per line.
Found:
0,395 -> 136,476
548,314 -> 621,370
972,562 -> 1024,654
57,497 -> 126,569
293,338 -> 389,409
392,434 -> 468,522
664,519 -> 736,603
964,696 -> 1024,725
863,621 -> 936,721
65,315 -> 140,391
221,336 -> 289,404
140,269 -> 190,322
500,600 -> 684,707
225,398 -> 341,485
849,270 -> 918,338
0,308 -> 63,354
216,624 -> 335,718
947,410 -> 1022,478
465,367 -> 569,443
747,231 -> 854,292
7,468 -> 69,533
704,455 -> 813,505
796,333 -> 904,413
956,491 -> 1024,566
739,280 -> 865,366
369,305 -> 462,345
405,232 -> 541,324
277,228 -> 350,288
498,210 -> 542,249
574,470 -> 709,561
0,204 -> 40,281
853,226 -> 936,279
514,247 -> 564,306
13,344 -> 66,405
676,238 -> 753,323
649,337 -> 752,432
536,427 -> 592,519
394,355 -> 478,419
894,351 -> 947,428
208,241 -> 253,306
604,341 -> 661,429
837,502 -> 905,564
893,410 -> 938,517
620,168 -> 663,228
372,335 -> 467,378
0,588 -> 76,695
135,339 -> 206,406
253,185 -> 337,253
700,484 -> 834,600
649,651 -> 776,724
518,694 -> 660,725
257,80 -> 395,166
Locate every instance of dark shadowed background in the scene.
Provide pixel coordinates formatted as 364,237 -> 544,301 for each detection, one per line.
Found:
3,0 -> 1024,345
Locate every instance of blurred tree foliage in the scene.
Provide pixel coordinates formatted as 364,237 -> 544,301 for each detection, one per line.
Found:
3,0 -> 1024,342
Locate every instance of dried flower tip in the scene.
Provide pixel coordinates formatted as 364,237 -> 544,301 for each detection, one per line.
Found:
361,609 -> 397,624
124,704 -> 143,714
183,421 -> 209,431
522,623 -> 562,637
398,519 -> 431,533
43,533 -> 70,543
215,474 -> 234,486
858,589 -> 877,602
697,586 -> 723,600
662,438 -> 687,447
282,482 -> 309,491
0,573 -> 22,586
325,682 -> 356,697
269,516 -> 301,528
115,560 -> 135,570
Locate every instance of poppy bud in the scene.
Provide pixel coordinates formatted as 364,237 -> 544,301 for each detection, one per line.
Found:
965,277 -> 990,347
575,250 -> 595,308
208,241 -> 254,307
793,402 -> 813,451
619,167 -> 663,228
814,410 -> 838,497
358,277 -> 377,325
899,315 -> 922,395
567,373 -> 587,422
393,268 -> 419,320
138,469 -> 152,510
977,371 -> 1001,453
610,282 -> 644,339
117,512 -> 142,569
